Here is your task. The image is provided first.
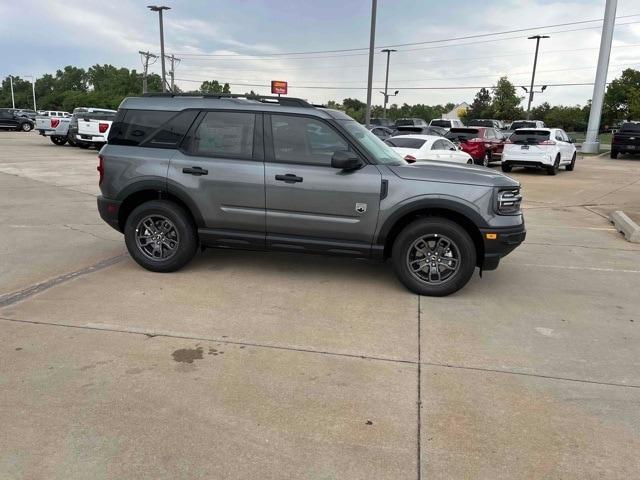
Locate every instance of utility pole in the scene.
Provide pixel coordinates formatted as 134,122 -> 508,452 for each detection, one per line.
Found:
364,0 -> 377,127
31,77 -> 36,111
165,54 -> 181,92
139,50 -> 158,93
9,76 -> 15,108
583,0 -> 617,154
526,35 -> 549,119
147,5 -> 170,92
380,48 -> 397,118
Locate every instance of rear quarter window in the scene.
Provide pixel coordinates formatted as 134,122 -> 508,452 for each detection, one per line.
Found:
108,109 -> 175,146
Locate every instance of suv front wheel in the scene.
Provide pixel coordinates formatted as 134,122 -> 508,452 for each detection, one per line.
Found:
392,218 -> 476,296
124,200 -> 198,272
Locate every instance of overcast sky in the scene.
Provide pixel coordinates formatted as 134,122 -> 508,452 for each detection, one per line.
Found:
1,0 -> 639,108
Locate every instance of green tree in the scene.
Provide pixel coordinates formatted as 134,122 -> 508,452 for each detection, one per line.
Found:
200,80 -> 230,94
603,68 -> 640,126
491,76 -> 522,121
462,87 -> 493,122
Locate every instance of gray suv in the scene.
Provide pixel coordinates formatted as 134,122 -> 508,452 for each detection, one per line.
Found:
97,94 -> 525,296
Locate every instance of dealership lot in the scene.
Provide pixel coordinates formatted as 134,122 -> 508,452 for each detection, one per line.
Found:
1,132 -> 639,479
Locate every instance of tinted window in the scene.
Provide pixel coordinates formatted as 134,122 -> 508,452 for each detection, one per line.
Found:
620,122 -> 640,133
445,128 -> 480,141
511,121 -> 537,130
510,130 -> 550,144
190,111 -> 255,159
395,119 -> 415,126
146,110 -> 199,148
430,120 -> 451,128
385,137 -> 426,149
108,109 -> 174,146
339,120 -> 403,166
432,140 -> 446,150
271,115 -> 348,166
469,119 -> 493,127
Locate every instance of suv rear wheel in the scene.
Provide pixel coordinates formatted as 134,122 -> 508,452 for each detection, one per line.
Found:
547,155 -> 560,175
565,152 -> 576,171
124,200 -> 198,272
392,218 -> 476,296
21,122 -> 32,132
610,149 -> 618,159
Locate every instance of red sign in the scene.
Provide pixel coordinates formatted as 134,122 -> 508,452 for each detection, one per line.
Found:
271,80 -> 288,95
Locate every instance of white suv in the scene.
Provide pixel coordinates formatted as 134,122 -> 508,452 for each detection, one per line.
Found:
501,128 -> 576,175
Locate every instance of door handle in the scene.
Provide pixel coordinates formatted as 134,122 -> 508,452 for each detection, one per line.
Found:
182,166 -> 208,176
275,174 -> 303,183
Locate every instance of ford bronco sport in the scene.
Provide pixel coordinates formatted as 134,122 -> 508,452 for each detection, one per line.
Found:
97,94 -> 525,296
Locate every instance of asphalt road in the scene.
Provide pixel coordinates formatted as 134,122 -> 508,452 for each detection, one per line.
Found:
1,131 -> 639,479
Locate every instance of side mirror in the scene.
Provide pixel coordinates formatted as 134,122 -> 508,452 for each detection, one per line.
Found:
331,150 -> 363,170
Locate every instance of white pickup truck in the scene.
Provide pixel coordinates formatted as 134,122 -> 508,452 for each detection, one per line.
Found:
35,111 -> 71,142
44,107 -> 117,147
75,112 -> 116,149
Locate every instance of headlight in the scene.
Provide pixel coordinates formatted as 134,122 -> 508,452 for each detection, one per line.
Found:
496,188 -> 522,215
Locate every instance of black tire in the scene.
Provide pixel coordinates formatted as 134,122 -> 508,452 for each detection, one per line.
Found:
77,142 -> 90,149
67,135 -> 77,146
466,159 -> 473,165
481,151 -> 491,167
50,136 -> 67,146
610,149 -> 618,159
547,155 -> 560,175
392,217 -> 477,296
21,122 -> 33,132
124,200 -> 198,273
501,164 -> 512,172
565,152 -> 576,171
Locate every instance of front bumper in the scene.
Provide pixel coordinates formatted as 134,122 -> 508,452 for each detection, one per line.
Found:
479,223 -> 526,271
97,196 -> 122,232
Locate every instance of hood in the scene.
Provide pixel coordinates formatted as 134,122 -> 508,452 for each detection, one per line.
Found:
389,161 -> 519,188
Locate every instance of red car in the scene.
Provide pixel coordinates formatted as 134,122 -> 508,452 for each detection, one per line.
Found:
445,127 -> 505,166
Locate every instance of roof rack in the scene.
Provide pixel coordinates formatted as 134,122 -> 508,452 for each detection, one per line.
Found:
140,93 -> 313,108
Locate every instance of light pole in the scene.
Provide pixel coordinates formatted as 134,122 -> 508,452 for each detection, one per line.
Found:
21,75 -> 37,111
364,0 -> 377,127
583,0 -> 617,153
381,48 -> 397,118
526,35 -> 549,119
9,76 -> 15,109
147,5 -> 171,93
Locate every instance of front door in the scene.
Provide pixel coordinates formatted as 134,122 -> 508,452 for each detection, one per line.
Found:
167,110 -> 266,248
264,114 -> 382,255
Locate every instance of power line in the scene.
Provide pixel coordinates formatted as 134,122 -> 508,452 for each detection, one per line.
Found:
169,13 -> 640,58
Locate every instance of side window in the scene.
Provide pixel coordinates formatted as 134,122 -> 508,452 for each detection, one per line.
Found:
555,130 -> 564,142
443,139 -> 455,150
486,129 -> 495,139
271,115 -> 349,166
146,110 -> 199,148
108,109 -> 174,146
189,111 -> 255,159
432,140 -> 444,150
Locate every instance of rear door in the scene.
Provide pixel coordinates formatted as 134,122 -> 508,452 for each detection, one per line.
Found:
431,139 -> 453,161
0,110 -> 17,128
167,110 -> 266,247
264,114 -> 381,255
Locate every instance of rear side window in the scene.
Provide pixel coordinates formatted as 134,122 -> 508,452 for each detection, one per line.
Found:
189,111 -> 255,159
385,137 -> 426,149
145,110 -> 199,148
108,109 -> 174,146
511,130 -> 550,144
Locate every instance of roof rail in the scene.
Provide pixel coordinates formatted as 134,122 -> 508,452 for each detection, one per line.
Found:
140,92 -> 313,108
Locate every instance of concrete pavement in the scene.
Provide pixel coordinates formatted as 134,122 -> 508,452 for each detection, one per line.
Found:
1,132 -> 639,479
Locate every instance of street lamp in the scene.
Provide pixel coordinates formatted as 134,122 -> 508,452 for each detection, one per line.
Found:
147,5 -> 171,92
526,35 -> 549,119
381,48 -> 397,118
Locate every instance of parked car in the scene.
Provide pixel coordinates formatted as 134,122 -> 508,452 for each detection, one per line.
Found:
394,125 -> 447,137
35,110 -> 71,135
429,118 -> 464,130
385,135 -> 474,164
75,111 -> 117,149
0,108 -> 34,131
96,94 -> 525,296
370,118 -> 396,128
445,127 -> 505,166
501,128 -> 576,175
43,107 -> 118,147
366,126 -> 395,140
468,119 -> 505,129
611,121 -> 640,158
396,117 -> 427,127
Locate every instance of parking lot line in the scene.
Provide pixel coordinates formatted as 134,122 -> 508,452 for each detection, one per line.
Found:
515,263 -> 640,274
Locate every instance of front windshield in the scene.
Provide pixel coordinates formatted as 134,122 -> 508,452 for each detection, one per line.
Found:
340,120 -> 404,165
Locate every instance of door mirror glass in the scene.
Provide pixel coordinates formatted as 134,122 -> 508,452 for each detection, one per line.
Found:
331,150 -> 363,170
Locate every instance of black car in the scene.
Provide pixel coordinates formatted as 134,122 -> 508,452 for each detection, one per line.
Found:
0,109 -> 34,132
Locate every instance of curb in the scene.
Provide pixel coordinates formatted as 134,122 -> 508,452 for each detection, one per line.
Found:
609,211 -> 640,243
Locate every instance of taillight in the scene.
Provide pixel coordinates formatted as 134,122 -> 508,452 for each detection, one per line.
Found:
98,123 -> 109,134
51,118 -> 60,128
404,155 -> 416,163
97,154 -> 104,185
541,140 -> 556,145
